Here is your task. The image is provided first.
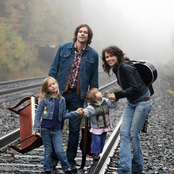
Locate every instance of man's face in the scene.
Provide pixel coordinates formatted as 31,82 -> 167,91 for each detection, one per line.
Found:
76,27 -> 89,45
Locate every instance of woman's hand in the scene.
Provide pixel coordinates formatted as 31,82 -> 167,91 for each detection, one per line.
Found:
108,93 -> 116,102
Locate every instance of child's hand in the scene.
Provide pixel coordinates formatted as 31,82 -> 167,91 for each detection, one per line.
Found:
76,108 -> 84,115
76,108 -> 85,118
108,93 -> 116,102
32,131 -> 40,136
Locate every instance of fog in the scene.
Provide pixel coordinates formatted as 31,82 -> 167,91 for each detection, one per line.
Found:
76,0 -> 174,68
1,0 -> 174,81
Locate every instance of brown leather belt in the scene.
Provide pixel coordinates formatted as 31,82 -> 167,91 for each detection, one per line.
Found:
128,96 -> 150,104
67,88 -> 76,92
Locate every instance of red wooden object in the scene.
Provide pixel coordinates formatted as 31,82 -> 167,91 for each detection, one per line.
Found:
7,96 -> 43,154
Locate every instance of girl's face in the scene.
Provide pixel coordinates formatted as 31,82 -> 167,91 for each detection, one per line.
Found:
95,90 -> 103,100
105,52 -> 118,67
47,79 -> 58,95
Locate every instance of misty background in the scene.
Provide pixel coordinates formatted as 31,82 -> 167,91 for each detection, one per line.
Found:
0,0 -> 174,82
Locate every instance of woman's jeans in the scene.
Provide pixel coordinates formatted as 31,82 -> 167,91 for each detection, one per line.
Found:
41,128 -> 70,172
117,100 -> 152,174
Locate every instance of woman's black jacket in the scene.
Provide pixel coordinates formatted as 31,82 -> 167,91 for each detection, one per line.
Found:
114,60 -> 148,101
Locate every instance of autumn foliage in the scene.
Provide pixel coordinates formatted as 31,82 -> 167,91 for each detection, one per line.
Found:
0,0 -> 82,81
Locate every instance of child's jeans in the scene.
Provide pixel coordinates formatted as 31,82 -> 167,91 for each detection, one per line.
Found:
41,128 -> 70,172
91,132 -> 107,154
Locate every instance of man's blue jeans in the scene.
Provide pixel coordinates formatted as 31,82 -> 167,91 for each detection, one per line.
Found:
117,100 -> 152,174
63,91 -> 84,165
41,128 -> 70,172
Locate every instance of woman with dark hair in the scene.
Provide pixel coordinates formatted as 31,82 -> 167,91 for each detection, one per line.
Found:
101,45 -> 152,174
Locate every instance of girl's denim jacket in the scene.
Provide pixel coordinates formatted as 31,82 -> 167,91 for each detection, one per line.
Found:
32,95 -> 78,132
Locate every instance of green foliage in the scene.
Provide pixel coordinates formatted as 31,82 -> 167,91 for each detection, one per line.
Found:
0,18 -> 34,81
0,0 -> 83,81
0,0 -> 11,18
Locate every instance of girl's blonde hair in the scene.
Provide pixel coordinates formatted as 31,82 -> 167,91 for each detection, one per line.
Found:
39,77 -> 61,99
86,88 -> 98,104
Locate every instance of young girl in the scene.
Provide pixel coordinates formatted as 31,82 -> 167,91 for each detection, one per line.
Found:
32,77 -> 79,174
77,88 -> 117,160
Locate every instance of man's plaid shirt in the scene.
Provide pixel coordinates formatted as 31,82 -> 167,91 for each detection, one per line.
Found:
69,43 -> 86,89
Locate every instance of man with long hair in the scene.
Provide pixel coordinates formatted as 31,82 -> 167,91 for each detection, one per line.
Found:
49,24 -> 99,172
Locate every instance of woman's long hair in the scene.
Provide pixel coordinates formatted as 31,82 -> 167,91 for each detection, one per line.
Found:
40,77 -> 61,99
101,45 -> 130,75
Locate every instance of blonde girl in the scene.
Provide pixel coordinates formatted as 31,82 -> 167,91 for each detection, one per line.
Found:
32,77 -> 78,174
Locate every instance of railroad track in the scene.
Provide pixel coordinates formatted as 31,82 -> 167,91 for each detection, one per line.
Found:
0,71 -> 117,137
0,80 -> 118,148
0,119 -> 122,174
0,69 -> 106,96
0,76 -> 124,174
0,64 -> 173,174
0,76 -> 47,95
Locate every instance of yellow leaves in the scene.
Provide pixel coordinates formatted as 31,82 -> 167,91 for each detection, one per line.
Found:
166,90 -> 174,96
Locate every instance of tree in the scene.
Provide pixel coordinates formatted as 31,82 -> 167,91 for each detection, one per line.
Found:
0,0 -> 83,81
0,18 -> 31,81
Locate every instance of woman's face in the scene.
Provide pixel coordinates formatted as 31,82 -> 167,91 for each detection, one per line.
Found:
105,52 -> 118,67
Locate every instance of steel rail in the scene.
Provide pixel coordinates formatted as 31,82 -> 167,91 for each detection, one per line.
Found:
99,80 -> 117,91
0,76 -> 47,95
0,68 -> 104,86
0,73 -> 113,96
88,117 -> 122,174
0,78 -> 121,174
0,83 -> 43,95
0,80 -> 117,96
0,76 -> 47,85
0,120 -> 122,174
0,128 -> 20,148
